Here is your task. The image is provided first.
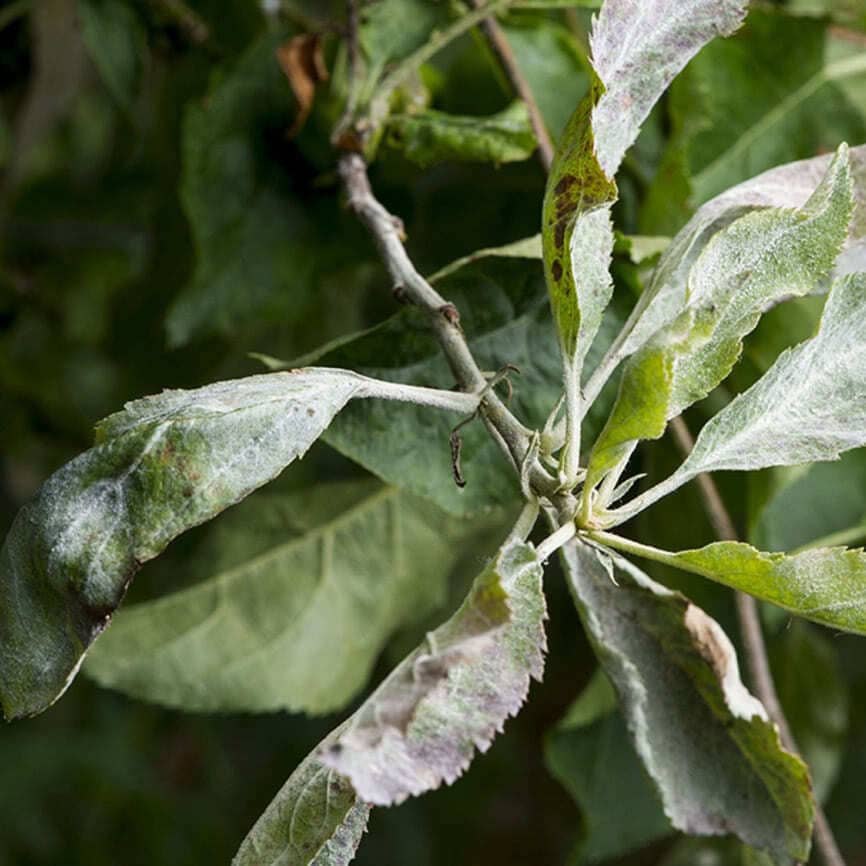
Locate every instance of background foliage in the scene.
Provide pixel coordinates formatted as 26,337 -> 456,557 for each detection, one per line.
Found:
1,0 -> 866,863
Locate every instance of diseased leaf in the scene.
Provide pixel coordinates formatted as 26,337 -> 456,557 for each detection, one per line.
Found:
588,0 -> 748,180
625,538 -> 866,637
233,534 -> 546,862
387,101 -> 536,167
616,143 -> 866,370
233,724 -> 371,866
84,481 -> 492,714
542,0 -> 747,378
0,368 -> 465,720
320,537 -> 546,804
545,671 -> 671,863
562,540 -> 812,863
585,146 -> 853,498
669,272 -> 866,486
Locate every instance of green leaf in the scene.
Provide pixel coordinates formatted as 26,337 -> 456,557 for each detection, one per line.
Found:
386,101 -> 536,167
752,451 -> 866,554
168,32 -> 369,346
585,146 -> 853,499
561,540 -> 813,863
545,671 -> 671,863
427,234 -> 542,283
84,481 -> 491,714
651,540 -> 866,637
234,534 -> 546,862
0,368 -> 445,720
78,0 -> 147,115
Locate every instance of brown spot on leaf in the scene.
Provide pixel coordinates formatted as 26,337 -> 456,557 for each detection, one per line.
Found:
554,221 -> 566,250
551,260 -> 563,282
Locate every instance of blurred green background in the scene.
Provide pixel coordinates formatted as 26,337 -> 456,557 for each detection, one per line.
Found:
2,0 -> 866,863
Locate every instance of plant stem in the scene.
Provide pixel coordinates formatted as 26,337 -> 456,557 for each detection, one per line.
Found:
338,153 -> 560,498
469,0 -> 554,172
669,416 -> 846,866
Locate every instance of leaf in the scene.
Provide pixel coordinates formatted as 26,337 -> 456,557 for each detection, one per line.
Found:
617,143 -> 866,369
233,534 -> 546,862
561,540 -> 813,863
585,146 -> 853,499
84,481 -> 492,714
544,671 -> 671,863
386,101 -> 537,167
78,0 -> 147,115
589,0 -> 748,180
629,539 -> 866,637
752,451 -> 866,555
501,17 -> 590,141
233,727 -> 371,866
643,10 -> 866,232
276,34 -> 329,139
427,234 -> 542,283
0,368 -> 438,720
542,0 -> 747,373
670,272 -> 866,485
168,32 -> 369,346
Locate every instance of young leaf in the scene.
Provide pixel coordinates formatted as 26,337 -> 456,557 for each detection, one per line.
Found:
628,271 -> 866,515
0,369 -> 471,720
561,540 -> 813,863
613,142 -> 866,372
84,481 -> 496,715
386,101 -> 537,168
545,671 -> 671,863
233,724 -> 371,866
233,534 -> 546,863
585,146 -> 853,499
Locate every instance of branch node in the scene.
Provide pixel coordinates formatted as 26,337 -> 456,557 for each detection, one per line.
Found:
439,302 -> 461,326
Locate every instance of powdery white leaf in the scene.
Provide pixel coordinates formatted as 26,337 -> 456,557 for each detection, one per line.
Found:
562,540 -> 812,863
232,535 -> 546,865
589,0 -> 748,178
610,143 -> 866,372
319,537 -> 546,804
0,369 -> 476,720
84,481 -> 488,715
584,146 -> 853,500
658,271 -> 866,497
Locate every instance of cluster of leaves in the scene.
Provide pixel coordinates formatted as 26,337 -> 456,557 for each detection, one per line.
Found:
3,1 -> 866,865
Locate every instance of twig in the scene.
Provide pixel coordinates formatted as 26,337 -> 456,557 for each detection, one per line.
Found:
338,153 -> 560,500
469,0 -> 554,172
669,416 -> 846,866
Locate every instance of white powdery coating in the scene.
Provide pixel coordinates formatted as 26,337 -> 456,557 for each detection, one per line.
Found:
681,272 -> 866,478
571,205 -> 614,373
320,540 -> 547,806
563,542 -> 807,858
621,143 -> 866,362
589,0 -> 747,178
